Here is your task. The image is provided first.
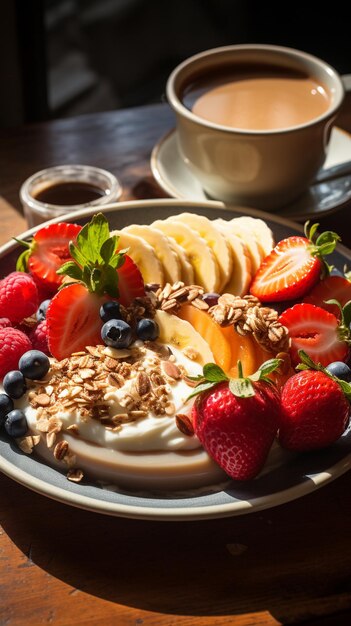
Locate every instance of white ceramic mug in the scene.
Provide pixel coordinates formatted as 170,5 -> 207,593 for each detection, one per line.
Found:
166,44 -> 346,210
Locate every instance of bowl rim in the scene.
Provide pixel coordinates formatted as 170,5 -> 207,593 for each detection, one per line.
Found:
2,198 -> 351,521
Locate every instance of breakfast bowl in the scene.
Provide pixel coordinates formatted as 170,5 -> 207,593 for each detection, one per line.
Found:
166,45 -> 345,209
1,199 -> 351,521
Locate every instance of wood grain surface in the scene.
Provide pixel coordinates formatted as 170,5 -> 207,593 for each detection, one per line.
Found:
1,101 -> 351,626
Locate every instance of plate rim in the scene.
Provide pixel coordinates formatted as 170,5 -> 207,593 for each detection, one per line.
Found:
1,198 -> 351,521
150,127 -> 351,220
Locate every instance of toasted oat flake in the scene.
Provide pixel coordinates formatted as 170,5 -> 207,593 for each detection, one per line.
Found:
67,468 -> 84,482
66,424 -> 80,436
17,435 -> 41,454
102,346 -> 131,359
35,393 -> 51,406
182,347 -> 199,361
164,402 -> 175,416
46,431 -> 57,448
48,417 -> 63,434
36,417 -> 50,432
79,368 -> 95,380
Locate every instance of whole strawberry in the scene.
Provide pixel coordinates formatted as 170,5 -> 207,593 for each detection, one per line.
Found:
279,360 -> 350,451
191,360 -> 282,480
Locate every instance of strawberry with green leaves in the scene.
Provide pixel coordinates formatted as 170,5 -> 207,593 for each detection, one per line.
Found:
16,222 -> 82,292
250,222 -> 340,302
46,213 -> 145,360
190,359 -> 282,480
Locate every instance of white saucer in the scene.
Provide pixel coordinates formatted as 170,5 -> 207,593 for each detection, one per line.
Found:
151,127 -> 351,221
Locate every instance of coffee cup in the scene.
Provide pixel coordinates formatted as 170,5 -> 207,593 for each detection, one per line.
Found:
166,44 -> 346,210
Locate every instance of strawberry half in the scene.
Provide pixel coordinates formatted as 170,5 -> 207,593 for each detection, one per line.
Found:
16,222 -> 82,290
47,283 -> 110,360
303,275 -> 351,318
279,303 -> 350,367
117,255 -> 145,306
46,213 -> 145,359
250,223 -> 340,302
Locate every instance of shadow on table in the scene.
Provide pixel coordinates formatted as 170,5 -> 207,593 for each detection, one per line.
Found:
1,467 -> 351,624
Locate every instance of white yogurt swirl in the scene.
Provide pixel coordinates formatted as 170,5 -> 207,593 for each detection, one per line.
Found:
16,344 -> 203,453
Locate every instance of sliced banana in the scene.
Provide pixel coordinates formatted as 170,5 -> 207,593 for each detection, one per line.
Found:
155,310 -> 214,366
231,217 -> 274,258
171,213 -> 233,292
214,219 -> 252,296
217,219 -> 261,274
111,230 -> 164,285
152,219 -> 220,292
167,239 -> 194,285
123,224 -> 181,284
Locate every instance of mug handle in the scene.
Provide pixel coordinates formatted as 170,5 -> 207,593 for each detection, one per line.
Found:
342,74 -> 351,94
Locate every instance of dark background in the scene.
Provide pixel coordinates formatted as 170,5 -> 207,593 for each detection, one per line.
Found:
1,0 -> 350,127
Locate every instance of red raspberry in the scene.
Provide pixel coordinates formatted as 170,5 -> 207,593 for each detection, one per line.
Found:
29,320 -> 50,355
0,318 -> 11,329
0,327 -> 32,378
0,272 -> 38,323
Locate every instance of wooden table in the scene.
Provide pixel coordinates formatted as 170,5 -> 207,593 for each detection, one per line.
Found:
1,102 -> 351,626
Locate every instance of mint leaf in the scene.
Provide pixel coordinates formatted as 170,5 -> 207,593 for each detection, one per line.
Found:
103,265 -> 120,298
16,248 -> 31,272
90,267 -> 102,293
229,377 -> 255,398
100,235 -> 118,264
77,213 -> 110,263
110,252 -> 126,270
56,261 -> 83,281
69,242 -> 88,267
203,363 -> 228,383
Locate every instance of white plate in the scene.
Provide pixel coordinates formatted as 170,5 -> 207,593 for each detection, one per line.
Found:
1,199 -> 351,520
151,127 -> 351,220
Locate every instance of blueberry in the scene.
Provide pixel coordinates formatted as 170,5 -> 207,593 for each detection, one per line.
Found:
4,409 -> 28,438
3,370 -> 27,399
202,292 -> 220,307
36,299 -> 51,322
0,394 -> 14,425
101,319 -> 133,348
100,301 -> 122,323
19,350 -> 50,380
136,318 -> 159,341
326,361 -> 351,381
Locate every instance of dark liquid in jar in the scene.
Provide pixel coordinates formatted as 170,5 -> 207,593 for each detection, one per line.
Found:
33,181 -> 106,206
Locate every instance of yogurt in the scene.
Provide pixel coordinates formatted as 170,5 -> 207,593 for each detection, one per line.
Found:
14,342 -> 226,489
